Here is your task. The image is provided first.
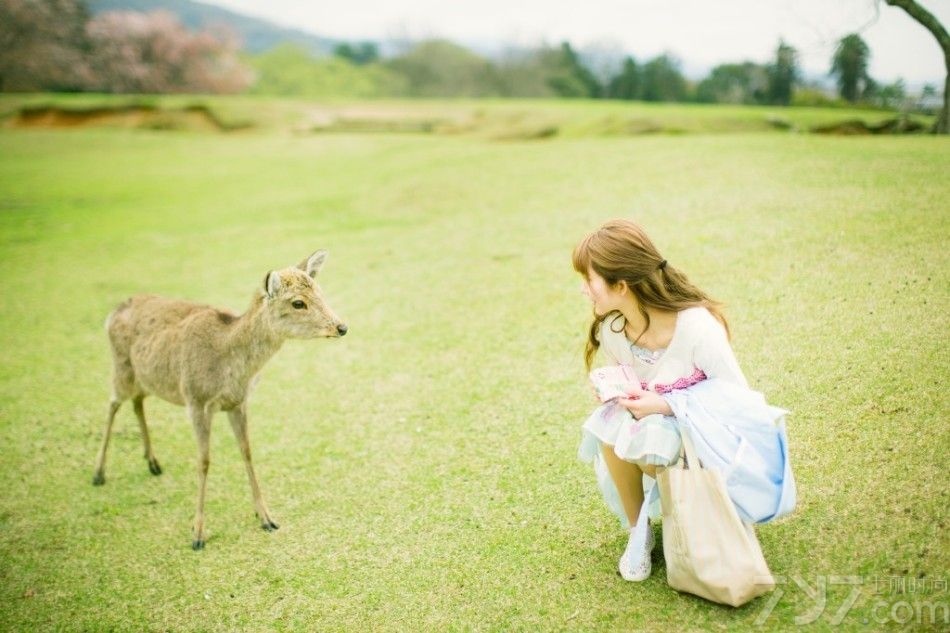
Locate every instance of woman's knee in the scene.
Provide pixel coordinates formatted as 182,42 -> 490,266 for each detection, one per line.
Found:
601,443 -> 648,473
641,464 -> 668,478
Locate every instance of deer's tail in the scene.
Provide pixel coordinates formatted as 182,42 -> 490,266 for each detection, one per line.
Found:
105,298 -> 132,333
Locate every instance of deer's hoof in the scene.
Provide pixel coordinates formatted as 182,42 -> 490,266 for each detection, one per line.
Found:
148,458 -> 162,476
92,472 -> 105,486
191,539 -> 205,551
261,520 -> 279,532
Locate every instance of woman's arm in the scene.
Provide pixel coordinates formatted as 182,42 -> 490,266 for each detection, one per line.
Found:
693,311 -> 749,388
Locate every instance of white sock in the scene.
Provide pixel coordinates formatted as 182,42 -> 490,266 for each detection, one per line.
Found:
629,518 -> 650,533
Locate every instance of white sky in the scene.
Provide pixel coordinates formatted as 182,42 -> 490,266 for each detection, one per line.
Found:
203,0 -> 949,87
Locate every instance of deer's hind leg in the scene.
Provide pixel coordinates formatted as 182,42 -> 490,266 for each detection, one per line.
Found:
92,398 -> 123,486
133,396 -> 162,476
93,355 -> 136,486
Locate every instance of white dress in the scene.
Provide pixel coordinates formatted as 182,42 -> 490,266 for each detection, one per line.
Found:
578,306 -> 749,529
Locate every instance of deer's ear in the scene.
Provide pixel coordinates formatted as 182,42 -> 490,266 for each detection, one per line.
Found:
297,250 -> 328,278
264,271 -> 281,298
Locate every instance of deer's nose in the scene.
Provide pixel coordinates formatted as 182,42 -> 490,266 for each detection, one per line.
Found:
336,323 -> 348,336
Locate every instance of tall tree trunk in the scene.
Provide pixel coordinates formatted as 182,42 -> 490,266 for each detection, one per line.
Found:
884,0 -> 949,133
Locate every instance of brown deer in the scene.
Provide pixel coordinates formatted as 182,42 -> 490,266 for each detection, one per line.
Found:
93,250 -> 346,550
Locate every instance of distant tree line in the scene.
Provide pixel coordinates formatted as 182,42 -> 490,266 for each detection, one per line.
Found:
0,0 -> 941,117
254,35 -> 930,112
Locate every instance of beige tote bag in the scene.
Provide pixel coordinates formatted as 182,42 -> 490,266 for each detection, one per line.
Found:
657,425 -> 775,607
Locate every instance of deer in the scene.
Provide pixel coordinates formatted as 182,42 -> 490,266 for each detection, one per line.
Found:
93,250 -> 347,550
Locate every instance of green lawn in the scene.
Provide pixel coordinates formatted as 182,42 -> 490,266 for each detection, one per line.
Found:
0,100 -> 948,631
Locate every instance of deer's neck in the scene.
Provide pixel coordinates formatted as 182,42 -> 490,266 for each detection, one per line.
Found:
228,293 -> 285,382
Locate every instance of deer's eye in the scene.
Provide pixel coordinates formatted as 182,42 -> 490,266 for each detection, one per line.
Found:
291,300 -> 307,310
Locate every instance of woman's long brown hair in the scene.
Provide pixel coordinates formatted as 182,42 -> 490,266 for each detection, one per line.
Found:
572,218 -> 730,370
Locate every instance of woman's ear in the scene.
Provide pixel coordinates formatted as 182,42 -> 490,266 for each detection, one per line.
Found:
614,279 -> 630,295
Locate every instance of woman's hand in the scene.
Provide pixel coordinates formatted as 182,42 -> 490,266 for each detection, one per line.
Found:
590,384 -> 602,404
617,383 -> 673,420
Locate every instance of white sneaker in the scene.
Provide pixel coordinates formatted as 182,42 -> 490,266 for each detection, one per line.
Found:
619,520 -> 655,582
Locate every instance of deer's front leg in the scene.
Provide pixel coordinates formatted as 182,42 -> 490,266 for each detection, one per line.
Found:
228,404 -> 278,532
188,403 -> 212,550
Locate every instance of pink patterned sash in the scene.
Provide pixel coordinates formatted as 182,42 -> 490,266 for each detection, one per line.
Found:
642,368 -> 707,394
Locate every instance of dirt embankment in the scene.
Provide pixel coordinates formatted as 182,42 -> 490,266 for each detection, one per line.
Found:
2,102 -> 931,137
5,104 -> 251,132
811,117 -> 928,135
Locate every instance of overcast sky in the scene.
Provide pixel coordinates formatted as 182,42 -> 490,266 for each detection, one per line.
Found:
202,0 -> 948,87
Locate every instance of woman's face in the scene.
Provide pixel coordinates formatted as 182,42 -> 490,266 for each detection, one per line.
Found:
581,267 -> 624,316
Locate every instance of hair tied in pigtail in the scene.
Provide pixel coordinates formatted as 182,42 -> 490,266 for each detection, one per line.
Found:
658,259 -> 668,271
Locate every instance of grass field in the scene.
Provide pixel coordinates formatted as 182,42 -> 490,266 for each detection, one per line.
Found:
0,97 -> 948,631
